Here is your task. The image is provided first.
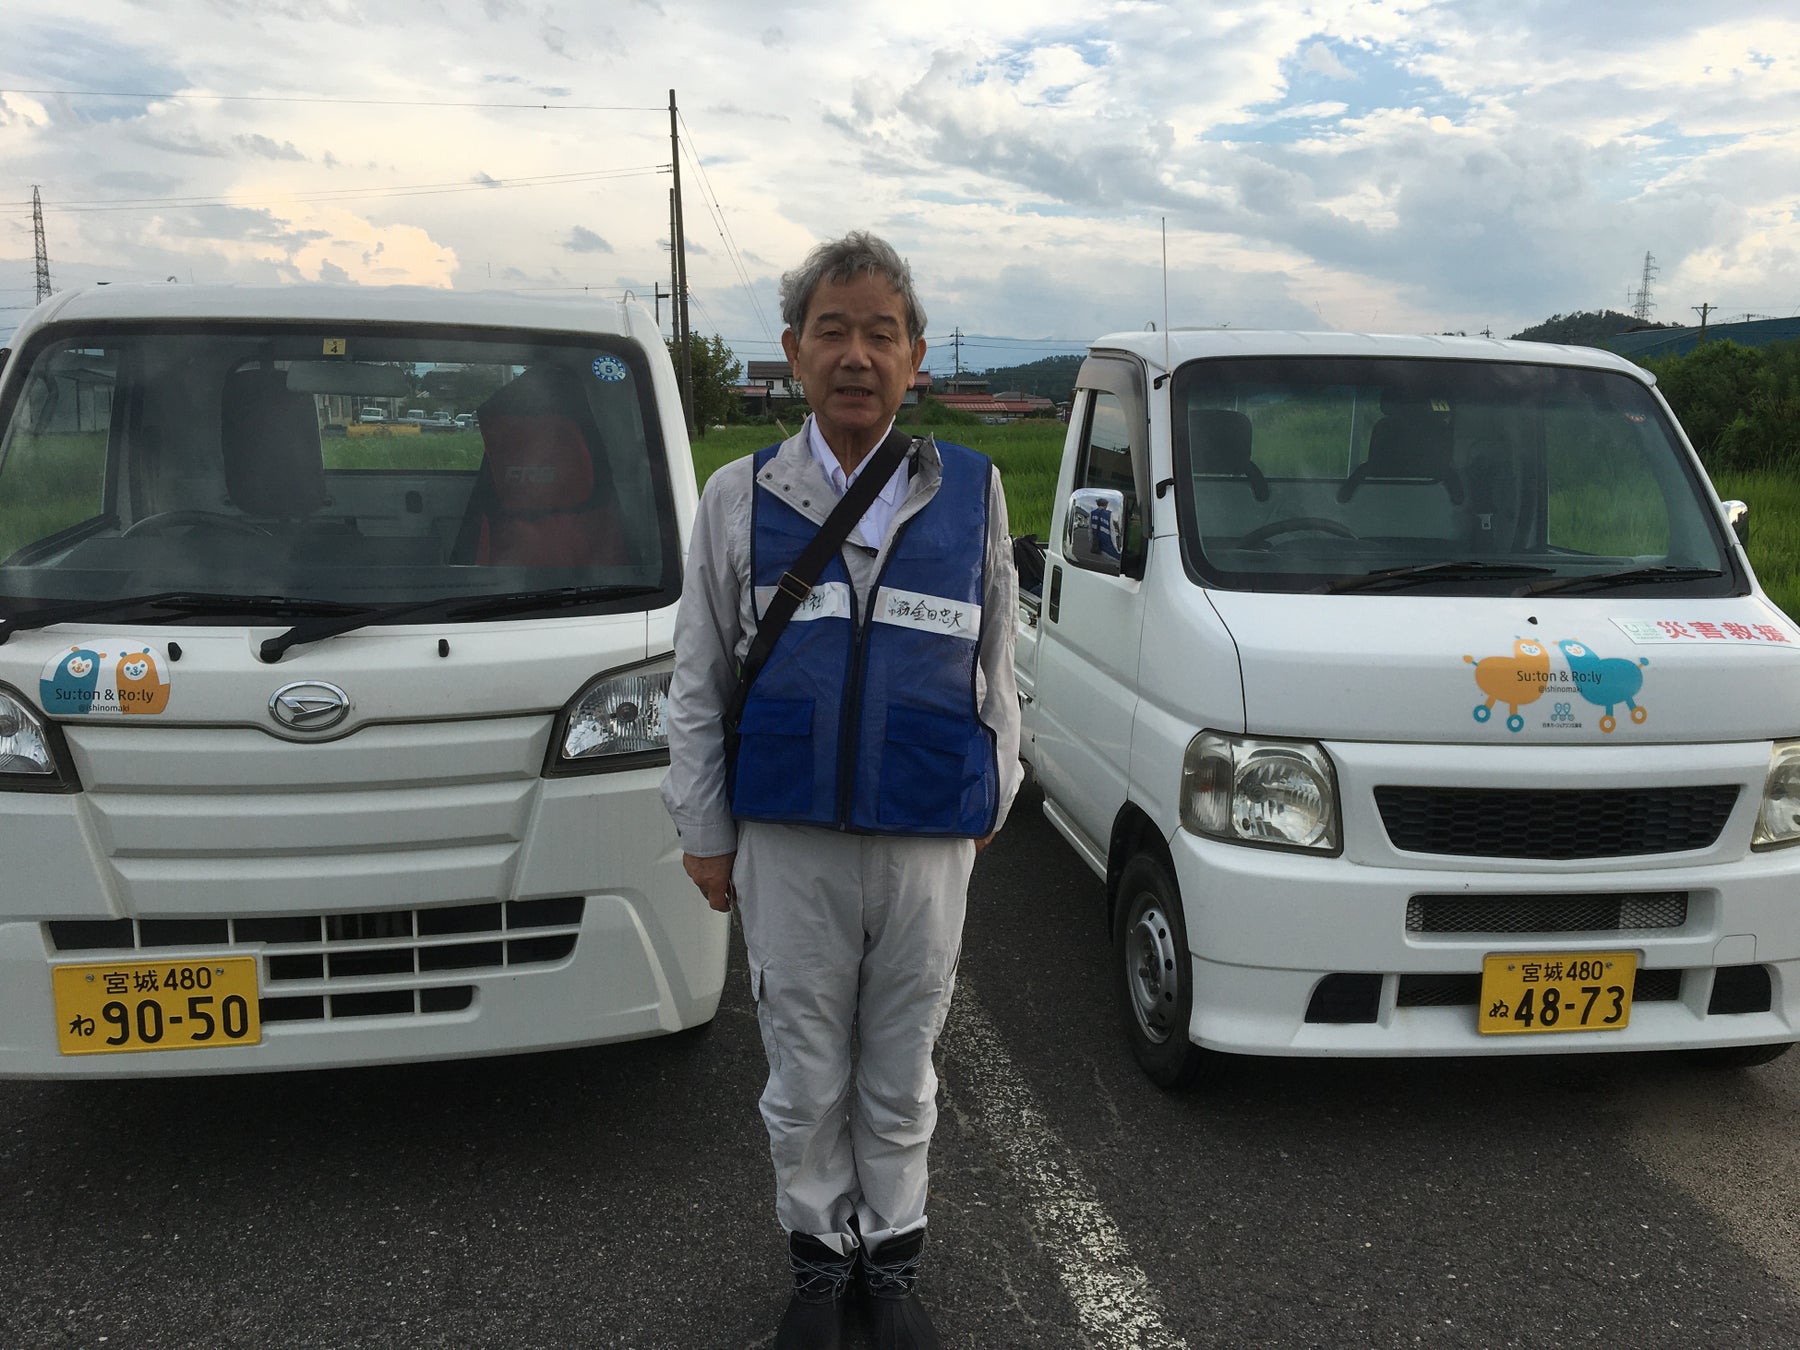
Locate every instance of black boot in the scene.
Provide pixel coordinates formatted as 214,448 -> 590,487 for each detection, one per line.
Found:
774,1231 -> 856,1350
861,1230 -> 941,1350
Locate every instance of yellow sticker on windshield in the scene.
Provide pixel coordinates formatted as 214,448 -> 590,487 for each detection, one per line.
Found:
323,337 -> 346,355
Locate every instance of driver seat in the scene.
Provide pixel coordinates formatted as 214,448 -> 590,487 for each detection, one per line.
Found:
219,366 -> 331,519
1189,408 -> 1270,501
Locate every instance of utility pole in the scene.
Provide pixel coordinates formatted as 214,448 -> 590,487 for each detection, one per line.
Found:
1691,302 -> 1714,343
952,327 -> 962,387
668,188 -> 679,340
669,90 -> 695,436
32,186 -> 52,302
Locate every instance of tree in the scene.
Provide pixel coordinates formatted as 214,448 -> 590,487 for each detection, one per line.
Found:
1644,338 -> 1800,472
1512,310 -> 1671,345
668,333 -> 742,435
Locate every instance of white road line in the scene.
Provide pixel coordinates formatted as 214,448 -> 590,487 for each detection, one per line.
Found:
947,978 -> 1190,1349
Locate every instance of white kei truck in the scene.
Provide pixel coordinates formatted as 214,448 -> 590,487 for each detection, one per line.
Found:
1014,329 -> 1800,1088
0,283 -> 726,1077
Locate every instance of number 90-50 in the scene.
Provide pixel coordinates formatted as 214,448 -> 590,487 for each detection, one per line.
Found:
100,995 -> 252,1046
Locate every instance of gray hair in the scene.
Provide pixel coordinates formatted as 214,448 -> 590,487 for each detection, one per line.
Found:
779,230 -> 928,343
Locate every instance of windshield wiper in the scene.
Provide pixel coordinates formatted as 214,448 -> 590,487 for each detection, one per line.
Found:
1324,561 -> 1555,594
443,584 -> 662,621
1523,566 -> 1725,597
0,591 -> 361,648
259,584 -> 663,664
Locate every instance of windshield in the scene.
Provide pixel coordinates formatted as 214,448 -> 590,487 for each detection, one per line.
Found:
0,323 -> 680,621
1170,356 -> 1742,596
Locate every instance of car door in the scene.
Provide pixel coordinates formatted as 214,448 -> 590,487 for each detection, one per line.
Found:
1031,355 -> 1151,854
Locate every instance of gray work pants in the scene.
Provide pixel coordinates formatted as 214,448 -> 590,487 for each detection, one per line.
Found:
734,821 -> 974,1253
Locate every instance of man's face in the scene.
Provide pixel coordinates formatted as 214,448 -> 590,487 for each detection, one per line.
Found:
782,272 -> 927,462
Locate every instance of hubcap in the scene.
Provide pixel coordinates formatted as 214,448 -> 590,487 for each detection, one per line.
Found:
1124,900 -> 1182,1044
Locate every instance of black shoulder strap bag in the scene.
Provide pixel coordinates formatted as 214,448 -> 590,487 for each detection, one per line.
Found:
724,426 -> 914,761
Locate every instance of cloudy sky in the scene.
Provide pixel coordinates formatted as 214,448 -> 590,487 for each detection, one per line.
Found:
3,0 -> 1798,371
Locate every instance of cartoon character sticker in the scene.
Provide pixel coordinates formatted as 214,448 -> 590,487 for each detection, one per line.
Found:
1556,640 -> 1649,733
1463,636 -> 1648,734
40,647 -> 107,712
114,648 -> 171,715
38,641 -> 172,716
1464,638 -> 1550,732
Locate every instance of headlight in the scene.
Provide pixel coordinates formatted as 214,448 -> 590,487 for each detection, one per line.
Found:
545,655 -> 674,776
1753,740 -> 1800,850
0,683 -> 78,792
1179,730 -> 1340,853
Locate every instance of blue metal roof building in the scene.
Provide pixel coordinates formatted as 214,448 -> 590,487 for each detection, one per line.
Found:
1607,315 -> 1800,361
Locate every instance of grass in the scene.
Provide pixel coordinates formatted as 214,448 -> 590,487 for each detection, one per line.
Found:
1714,471 -> 1800,620
0,431 -> 108,560
692,420 -> 1067,540
324,429 -> 485,471
692,425 -> 1800,622
6,420 -> 1794,622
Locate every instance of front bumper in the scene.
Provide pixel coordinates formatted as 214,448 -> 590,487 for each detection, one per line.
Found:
1168,737 -> 1800,1058
0,768 -> 728,1078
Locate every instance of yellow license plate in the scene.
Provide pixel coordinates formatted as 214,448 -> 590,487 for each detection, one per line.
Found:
1478,952 -> 1637,1035
53,957 -> 261,1056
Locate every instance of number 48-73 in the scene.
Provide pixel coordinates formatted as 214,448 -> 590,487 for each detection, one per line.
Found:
1514,985 -> 1625,1028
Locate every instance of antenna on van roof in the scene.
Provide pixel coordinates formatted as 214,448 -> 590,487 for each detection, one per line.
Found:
1151,217 -> 1172,389
1161,217 -> 1170,374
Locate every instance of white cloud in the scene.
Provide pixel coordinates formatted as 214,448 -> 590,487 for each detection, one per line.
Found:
3,0 -> 1798,353
1301,41 -> 1353,79
564,225 -> 613,253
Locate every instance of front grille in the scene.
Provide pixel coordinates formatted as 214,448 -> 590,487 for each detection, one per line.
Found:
1407,892 -> 1688,935
1395,973 -> 1481,1008
1396,968 -> 1683,1008
47,897 -> 583,1024
1375,785 -> 1740,859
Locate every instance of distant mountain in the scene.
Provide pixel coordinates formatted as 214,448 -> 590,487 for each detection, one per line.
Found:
1512,310 -> 1676,345
962,353 -> 1084,402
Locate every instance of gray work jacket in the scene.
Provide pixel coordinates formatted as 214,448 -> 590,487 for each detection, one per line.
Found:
661,422 -> 1023,857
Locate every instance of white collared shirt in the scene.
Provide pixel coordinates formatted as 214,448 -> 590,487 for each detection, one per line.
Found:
807,416 -> 910,549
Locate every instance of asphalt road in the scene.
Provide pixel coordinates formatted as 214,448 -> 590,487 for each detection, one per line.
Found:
6,789 -> 1800,1349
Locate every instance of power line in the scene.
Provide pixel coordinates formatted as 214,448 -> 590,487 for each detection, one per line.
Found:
1,87 -> 662,112
14,165 -> 668,215
677,111 -> 779,352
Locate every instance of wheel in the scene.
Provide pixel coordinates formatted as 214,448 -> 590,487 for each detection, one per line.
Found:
122,510 -> 269,537
1115,852 -> 1208,1089
1685,1041 -> 1793,1070
1238,516 -> 1359,548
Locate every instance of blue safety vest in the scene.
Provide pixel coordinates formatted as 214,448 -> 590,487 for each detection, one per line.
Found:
730,440 -> 1000,836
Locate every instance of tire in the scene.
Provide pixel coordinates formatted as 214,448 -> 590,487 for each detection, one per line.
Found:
1114,852 -> 1208,1090
1684,1041 -> 1794,1070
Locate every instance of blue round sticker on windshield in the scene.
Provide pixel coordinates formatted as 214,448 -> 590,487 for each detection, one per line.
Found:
592,356 -> 628,382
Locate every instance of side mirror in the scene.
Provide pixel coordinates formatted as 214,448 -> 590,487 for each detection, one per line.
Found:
1065,487 -> 1125,576
1722,499 -> 1750,549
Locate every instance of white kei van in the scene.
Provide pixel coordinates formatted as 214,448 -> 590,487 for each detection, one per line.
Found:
0,284 -> 725,1077
1016,330 -> 1800,1087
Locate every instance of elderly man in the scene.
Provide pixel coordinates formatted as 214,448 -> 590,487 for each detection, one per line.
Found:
662,231 -> 1021,1349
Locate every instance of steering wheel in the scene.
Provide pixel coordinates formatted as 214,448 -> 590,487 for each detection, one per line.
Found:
121,510 -> 270,538
1238,516 -> 1359,548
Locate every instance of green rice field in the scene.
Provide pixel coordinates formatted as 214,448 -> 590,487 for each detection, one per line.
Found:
692,425 -> 1800,622
5,421 -> 1796,622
